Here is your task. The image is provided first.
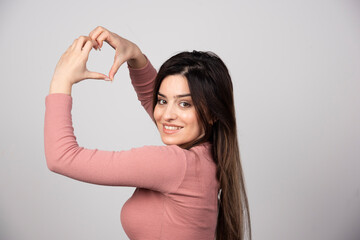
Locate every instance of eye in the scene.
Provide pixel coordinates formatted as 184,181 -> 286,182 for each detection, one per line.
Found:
179,101 -> 191,108
157,99 -> 167,105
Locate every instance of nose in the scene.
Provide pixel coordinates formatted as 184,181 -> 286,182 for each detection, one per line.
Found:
163,103 -> 177,121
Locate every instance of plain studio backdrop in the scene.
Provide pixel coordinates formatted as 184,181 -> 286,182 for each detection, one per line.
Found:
0,0 -> 359,239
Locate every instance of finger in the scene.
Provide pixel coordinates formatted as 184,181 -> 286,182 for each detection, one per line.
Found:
82,39 -> 96,56
70,38 -> 78,51
75,36 -> 89,51
85,71 -> 111,81
90,27 -> 119,50
88,27 -> 98,39
75,36 -> 97,51
89,26 -> 108,39
109,56 -> 126,80
89,26 -> 109,48
95,31 -> 110,49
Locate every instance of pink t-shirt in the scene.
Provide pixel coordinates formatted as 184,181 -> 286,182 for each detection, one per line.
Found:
44,59 -> 219,239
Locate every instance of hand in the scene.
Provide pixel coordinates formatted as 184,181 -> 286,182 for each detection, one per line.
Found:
51,36 -> 110,87
88,26 -> 147,80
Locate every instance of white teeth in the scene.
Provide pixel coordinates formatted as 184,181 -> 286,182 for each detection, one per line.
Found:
164,125 -> 181,130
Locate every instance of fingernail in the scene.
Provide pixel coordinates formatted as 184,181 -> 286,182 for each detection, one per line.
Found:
104,77 -> 111,81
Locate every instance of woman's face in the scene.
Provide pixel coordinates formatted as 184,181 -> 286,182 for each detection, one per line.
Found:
154,74 -> 204,147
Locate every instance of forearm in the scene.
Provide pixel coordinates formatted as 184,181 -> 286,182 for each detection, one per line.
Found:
129,56 -> 157,120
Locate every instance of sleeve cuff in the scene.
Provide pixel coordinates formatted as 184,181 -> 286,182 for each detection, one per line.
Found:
128,55 -> 157,86
127,54 -> 150,72
45,93 -> 73,111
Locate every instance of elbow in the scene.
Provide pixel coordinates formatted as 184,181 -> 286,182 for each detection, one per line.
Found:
45,153 -> 59,173
44,145 -> 80,174
44,147 -> 62,173
46,158 -> 57,173
44,137 -> 81,174
44,133 -> 80,174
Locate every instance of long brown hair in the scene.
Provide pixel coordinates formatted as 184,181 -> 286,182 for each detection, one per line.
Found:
152,51 -> 251,240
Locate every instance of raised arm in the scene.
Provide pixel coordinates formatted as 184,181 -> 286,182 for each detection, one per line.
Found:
44,94 -> 186,193
128,60 -> 157,120
45,27 -> 186,193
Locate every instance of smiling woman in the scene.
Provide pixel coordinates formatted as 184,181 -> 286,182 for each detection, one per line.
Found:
44,26 -> 251,240
154,74 -> 204,148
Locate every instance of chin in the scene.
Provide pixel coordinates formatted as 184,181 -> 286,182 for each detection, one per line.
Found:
161,138 -> 183,146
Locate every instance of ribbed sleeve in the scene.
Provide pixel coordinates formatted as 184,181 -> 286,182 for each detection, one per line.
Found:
128,56 -> 157,120
44,60 -> 186,194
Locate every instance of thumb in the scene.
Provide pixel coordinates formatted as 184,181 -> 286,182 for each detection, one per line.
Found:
86,71 -> 111,81
109,56 -> 126,80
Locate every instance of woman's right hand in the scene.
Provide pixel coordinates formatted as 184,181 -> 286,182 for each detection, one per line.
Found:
88,26 -> 147,80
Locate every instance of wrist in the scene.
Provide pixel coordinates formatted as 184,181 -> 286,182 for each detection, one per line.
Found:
49,80 -> 73,95
127,47 -> 147,69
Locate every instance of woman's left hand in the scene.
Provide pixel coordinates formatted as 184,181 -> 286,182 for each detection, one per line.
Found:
51,36 -> 110,86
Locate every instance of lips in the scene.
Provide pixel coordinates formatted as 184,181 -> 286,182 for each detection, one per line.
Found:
162,124 -> 183,134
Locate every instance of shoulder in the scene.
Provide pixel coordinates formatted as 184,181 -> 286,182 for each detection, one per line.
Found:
127,144 -> 187,160
187,142 -> 213,161
168,142 -> 218,196
126,143 -> 214,193
124,144 -> 188,175
116,144 -> 188,193
181,142 -> 215,177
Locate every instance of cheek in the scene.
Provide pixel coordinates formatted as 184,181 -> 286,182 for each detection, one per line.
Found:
183,112 -> 201,130
193,116 -> 203,135
153,106 -> 161,123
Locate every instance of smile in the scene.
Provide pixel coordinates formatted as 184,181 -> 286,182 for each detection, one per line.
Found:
162,124 -> 183,134
164,125 -> 182,130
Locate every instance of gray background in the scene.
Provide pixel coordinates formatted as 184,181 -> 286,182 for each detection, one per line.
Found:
0,0 -> 359,239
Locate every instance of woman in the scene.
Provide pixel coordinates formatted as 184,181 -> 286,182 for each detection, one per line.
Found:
45,26 -> 251,240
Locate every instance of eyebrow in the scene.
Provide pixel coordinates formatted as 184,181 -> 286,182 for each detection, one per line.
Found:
158,92 -> 191,99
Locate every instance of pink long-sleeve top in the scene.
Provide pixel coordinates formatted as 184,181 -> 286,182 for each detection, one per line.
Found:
44,59 -> 219,240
